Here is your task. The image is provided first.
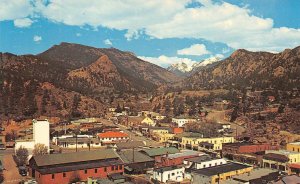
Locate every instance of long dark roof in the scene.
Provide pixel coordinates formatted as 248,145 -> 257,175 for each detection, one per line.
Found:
191,162 -> 252,176
118,150 -> 154,164
184,155 -> 213,163
116,141 -> 145,150
36,159 -> 123,174
141,147 -> 179,157
263,153 -> 289,162
32,149 -> 118,167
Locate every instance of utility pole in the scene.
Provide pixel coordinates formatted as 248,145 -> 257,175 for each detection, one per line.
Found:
75,133 -> 78,152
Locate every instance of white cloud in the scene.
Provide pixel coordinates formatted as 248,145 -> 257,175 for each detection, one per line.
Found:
33,35 -> 42,42
104,39 -> 112,45
0,0 -> 33,21
14,18 -> 33,28
177,44 -> 210,56
138,55 -> 197,68
1,0 -> 300,52
76,33 -> 81,37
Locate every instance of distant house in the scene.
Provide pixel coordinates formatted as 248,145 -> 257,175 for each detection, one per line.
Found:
98,131 -> 129,146
117,150 -> 155,174
29,150 -> 124,184
153,165 -> 185,183
172,118 -> 197,127
141,117 -> 156,127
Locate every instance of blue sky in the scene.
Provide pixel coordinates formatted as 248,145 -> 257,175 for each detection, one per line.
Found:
0,0 -> 300,67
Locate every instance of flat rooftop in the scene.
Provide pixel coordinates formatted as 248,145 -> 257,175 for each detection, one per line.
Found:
232,168 -> 278,181
191,162 -> 252,176
288,142 -> 300,145
184,155 -> 214,163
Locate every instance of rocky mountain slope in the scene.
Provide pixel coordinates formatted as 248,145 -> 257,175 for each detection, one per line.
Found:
0,42 -> 180,119
184,46 -> 300,90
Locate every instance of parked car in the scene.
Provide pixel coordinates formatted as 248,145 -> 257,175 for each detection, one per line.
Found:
18,166 -> 27,176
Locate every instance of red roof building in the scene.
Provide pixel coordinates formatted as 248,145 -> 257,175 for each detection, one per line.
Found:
98,131 -> 129,145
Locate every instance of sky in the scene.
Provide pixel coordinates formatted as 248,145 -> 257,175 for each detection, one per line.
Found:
0,0 -> 300,68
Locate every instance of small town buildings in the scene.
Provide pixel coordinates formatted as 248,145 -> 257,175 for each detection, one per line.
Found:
140,147 -> 180,164
190,162 -> 253,184
98,131 -> 129,146
172,118 -> 197,127
288,163 -> 300,176
167,132 -> 203,149
155,133 -> 176,143
117,150 -> 155,174
15,119 -> 50,159
153,115 -> 166,121
222,142 -> 277,156
229,168 -> 279,184
262,150 -> 300,171
149,127 -> 170,135
182,136 -> 235,150
153,165 -> 186,183
286,142 -> 300,153
56,137 -> 101,149
158,150 -> 201,167
184,155 -> 227,169
141,117 -> 156,127
171,127 -> 184,134
28,149 -> 124,184
222,142 -> 278,165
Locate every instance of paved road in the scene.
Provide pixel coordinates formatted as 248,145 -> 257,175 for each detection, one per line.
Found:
0,149 -> 26,184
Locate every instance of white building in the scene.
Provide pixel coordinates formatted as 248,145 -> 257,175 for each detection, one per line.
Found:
184,155 -> 227,169
172,118 -> 197,127
15,119 -> 50,159
33,119 -> 50,152
56,137 -> 101,149
153,165 -> 185,183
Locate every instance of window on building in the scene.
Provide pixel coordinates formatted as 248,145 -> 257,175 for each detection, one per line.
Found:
104,167 -> 107,172
52,174 -> 55,179
95,169 -> 98,173
112,166 -> 115,171
203,164 -> 206,168
209,164 -> 211,167
84,169 -> 87,174
63,173 -> 66,177
172,173 -> 175,176
119,165 -> 122,170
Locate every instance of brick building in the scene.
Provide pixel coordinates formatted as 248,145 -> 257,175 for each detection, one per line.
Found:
28,149 -> 124,184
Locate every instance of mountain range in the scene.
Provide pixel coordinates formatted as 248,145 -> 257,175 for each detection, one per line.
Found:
0,42 -> 299,119
167,56 -> 222,76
